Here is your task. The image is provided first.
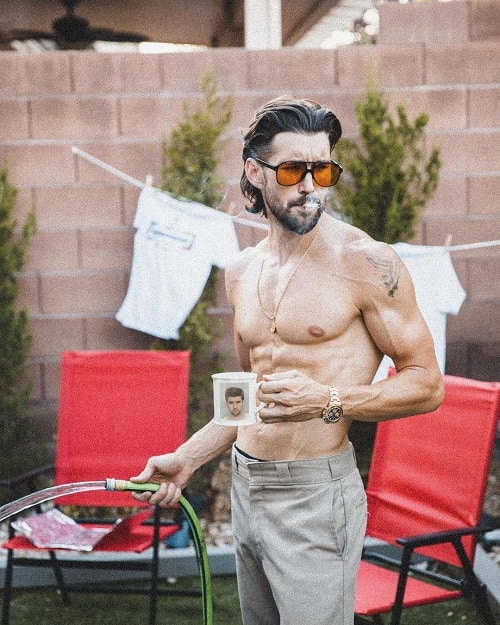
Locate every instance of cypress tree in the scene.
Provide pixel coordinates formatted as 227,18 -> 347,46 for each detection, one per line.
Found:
333,75 -> 441,244
0,163 -> 39,483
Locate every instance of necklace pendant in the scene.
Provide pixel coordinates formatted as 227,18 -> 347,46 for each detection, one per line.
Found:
270,319 -> 277,333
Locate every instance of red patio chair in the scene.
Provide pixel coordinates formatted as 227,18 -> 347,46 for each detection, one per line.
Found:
1,350 -> 194,625
354,374 -> 500,625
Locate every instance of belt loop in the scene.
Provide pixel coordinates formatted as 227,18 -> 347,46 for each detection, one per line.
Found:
328,455 -> 335,479
276,462 -> 292,483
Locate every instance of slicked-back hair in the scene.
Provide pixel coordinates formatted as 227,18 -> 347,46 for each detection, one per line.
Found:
240,96 -> 342,217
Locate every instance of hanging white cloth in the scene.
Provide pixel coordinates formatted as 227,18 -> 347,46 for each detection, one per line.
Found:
116,186 -> 240,340
373,242 -> 466,382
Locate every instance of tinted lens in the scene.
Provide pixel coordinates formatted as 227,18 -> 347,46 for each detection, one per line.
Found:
275,162 -> 306,185
313,162 -> 337,186
275,161 -> 341,187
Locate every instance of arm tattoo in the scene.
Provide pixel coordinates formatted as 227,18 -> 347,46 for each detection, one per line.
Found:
365,252 -> 401,297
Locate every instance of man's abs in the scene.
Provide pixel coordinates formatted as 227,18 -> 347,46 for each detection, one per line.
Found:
235,418 -> 351,461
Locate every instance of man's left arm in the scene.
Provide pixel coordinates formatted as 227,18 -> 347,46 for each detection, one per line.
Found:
343,243 -> 444,421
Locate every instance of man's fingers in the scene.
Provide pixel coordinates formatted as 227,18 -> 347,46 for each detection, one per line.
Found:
149,482 -> 182,506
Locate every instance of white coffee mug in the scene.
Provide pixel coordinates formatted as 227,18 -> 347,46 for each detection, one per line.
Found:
212,372 -> 264,426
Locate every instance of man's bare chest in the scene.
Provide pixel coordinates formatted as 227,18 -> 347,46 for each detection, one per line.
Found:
234,265 -> 360,348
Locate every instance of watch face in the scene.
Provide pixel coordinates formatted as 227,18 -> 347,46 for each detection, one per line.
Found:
325,405 -> 342,422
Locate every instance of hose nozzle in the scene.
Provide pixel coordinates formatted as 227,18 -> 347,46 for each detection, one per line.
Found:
105,478 -> 160,493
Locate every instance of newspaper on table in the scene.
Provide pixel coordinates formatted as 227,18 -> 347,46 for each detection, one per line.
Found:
12,509 -> 113,551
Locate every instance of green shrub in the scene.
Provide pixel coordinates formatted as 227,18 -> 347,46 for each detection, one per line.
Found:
333,74 -> 441,244
0,163 -> 42,487
154,72 -> 233,500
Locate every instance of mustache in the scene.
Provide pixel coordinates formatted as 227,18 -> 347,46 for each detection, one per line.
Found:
288,194 -> 322,208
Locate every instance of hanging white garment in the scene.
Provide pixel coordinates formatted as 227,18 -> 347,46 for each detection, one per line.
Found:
116,186 -> 240,340
373,242 -> 466,382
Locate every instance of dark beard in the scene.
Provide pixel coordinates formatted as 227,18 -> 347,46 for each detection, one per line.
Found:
268,195 -> 325,235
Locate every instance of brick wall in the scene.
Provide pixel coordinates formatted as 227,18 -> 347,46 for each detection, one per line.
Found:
0,1 -> 498,444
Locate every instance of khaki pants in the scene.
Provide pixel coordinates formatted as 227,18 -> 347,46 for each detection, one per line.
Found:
232,443 -> 367,625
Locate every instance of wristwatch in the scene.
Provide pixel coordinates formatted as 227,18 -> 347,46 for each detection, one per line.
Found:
321,386 -> 343,424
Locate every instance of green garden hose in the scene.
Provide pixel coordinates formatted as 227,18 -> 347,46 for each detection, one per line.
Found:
106,479 -> 214,625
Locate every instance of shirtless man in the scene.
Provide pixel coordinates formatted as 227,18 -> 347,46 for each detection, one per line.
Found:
131,96 -> 444,625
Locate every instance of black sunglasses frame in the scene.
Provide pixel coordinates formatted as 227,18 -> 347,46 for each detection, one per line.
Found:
253,157 -> 343,187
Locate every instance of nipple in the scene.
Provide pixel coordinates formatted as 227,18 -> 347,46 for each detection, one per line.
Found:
308,325 -> 325,338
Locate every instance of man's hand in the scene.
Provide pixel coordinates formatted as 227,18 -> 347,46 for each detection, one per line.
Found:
257,370 -> 330,423
129,452 -> 192,506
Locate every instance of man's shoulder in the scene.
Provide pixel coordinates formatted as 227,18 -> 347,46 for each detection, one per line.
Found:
226,242 -> 261,273
323,218 -> 403,292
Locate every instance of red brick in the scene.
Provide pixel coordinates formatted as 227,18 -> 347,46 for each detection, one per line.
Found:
43,360 -> 62,401
33,185 -> 123,229
29,318 -> 85,358
119,94 -> 185,138
469,176 -> 500,216
85,317 -> 153,350
159,52 -> 219,92
80,228 -> 133,270
0,144 -> 75,186
0,98 -> 29,139
75,142 -> 162,186
469,258 -> 500,301
338,45 -> 425,88
387,88 -> 467,132
210,49 -> 250,91
423,176 -> 468,218
40,271 -> 128,314
26,231 -> 79,272
426,41 -> 500,85
319,90 -> 362,136
12,188 -> 35,225
422,216 -> 500,249
469,87 -> 500,129
378,2 -> 469,45
448,302 -> 500,342
17,274 -> 41,315
431,130 -> 500,175
31,96 -> 119,139
470,0 -> 500,41
0,52 -> 72,96
26,362 -> 43,402
123,187 -> 142,225
71,52 -> 163,93
248,49 -> 336,91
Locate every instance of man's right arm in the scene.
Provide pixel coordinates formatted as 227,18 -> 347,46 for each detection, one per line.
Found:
130,420 -> 237,506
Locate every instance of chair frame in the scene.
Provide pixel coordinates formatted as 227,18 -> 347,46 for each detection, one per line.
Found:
1,349 -> 200,625
354,375 -> 500,625
1,466 -> 204,625
1,470 -> 213,625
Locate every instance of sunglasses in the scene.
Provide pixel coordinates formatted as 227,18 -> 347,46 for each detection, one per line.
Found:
254,157 -> 342,187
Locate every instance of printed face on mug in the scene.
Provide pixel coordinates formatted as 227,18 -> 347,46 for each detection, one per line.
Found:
212,372 -> 263,426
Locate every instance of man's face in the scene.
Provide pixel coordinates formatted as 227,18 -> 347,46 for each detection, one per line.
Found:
226,396 -> 244,416
261,132 -> 332,234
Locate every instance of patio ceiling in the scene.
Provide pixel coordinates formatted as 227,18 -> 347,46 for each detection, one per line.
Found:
0,0 -> 343,49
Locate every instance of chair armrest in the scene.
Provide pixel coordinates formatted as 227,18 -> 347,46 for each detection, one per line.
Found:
0,465 -> 54,488
0,464 -> 55,498
396,525 -> 485,548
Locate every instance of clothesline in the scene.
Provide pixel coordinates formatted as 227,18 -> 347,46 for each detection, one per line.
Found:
71,146 -> 500,250
71,146 -> 269,231
445,240 -> 500,252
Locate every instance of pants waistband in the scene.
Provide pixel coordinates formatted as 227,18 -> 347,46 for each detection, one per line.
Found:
232,442 -> 357,485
